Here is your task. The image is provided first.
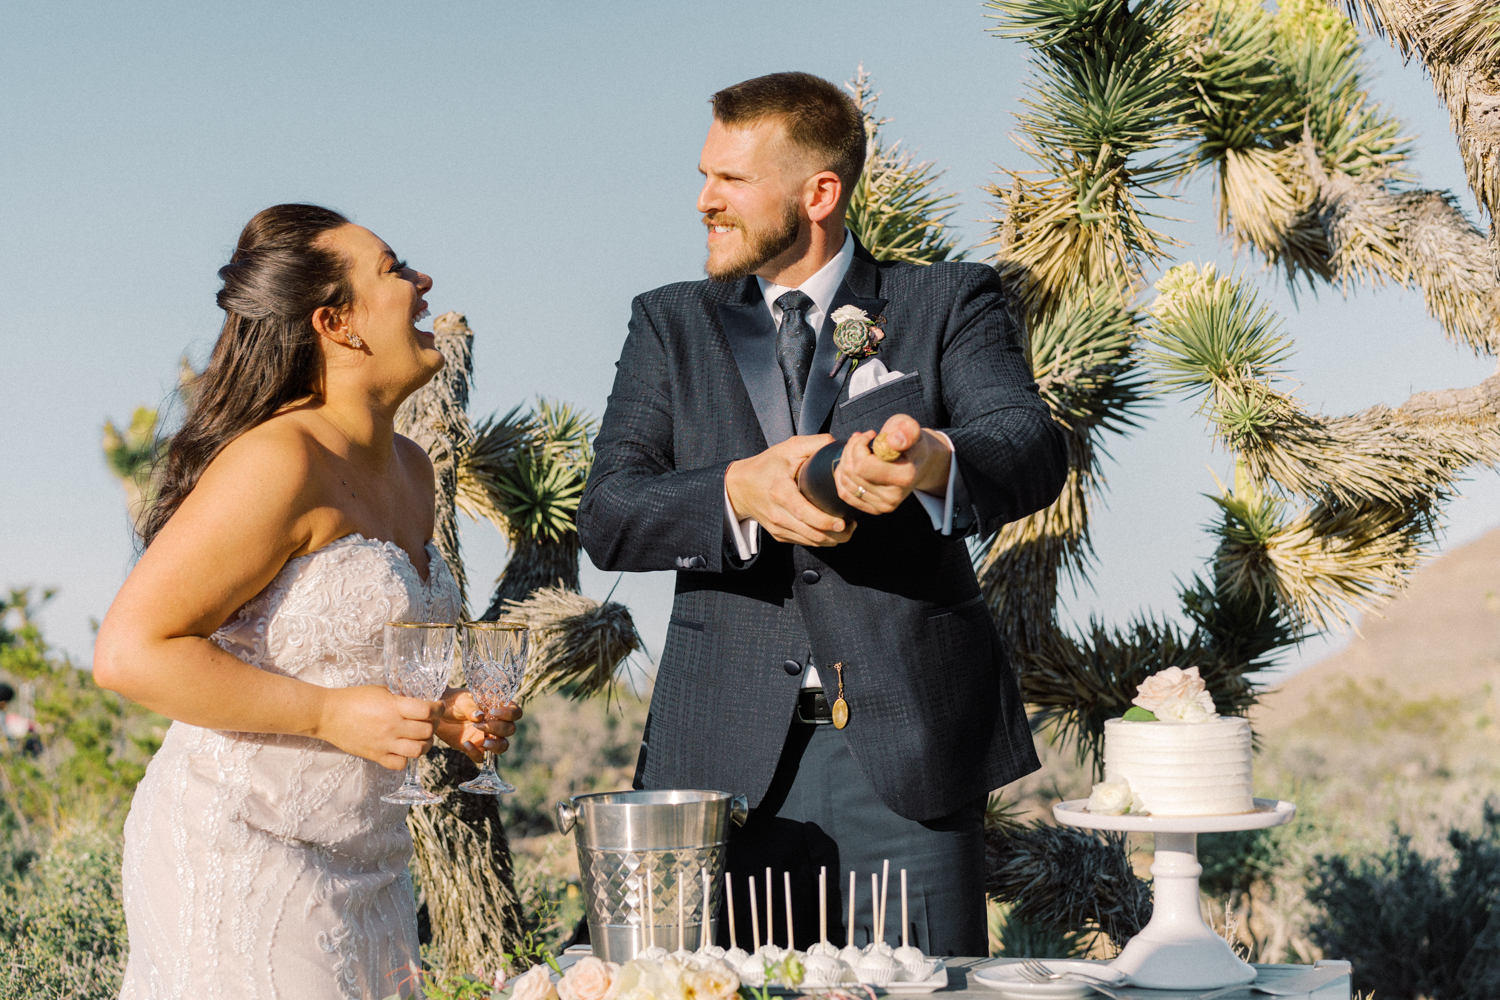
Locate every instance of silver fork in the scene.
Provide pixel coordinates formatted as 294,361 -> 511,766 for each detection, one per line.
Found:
1015,958 -> 1248,1000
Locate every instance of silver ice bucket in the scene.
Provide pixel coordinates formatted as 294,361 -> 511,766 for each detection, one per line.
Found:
557,789 -> 748,962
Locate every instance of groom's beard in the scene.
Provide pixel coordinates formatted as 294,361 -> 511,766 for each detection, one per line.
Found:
704,198 -> 802,282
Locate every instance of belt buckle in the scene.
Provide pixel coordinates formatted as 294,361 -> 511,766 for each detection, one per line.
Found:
796,687 -> 833,725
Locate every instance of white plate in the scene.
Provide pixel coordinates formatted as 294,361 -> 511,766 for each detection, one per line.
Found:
973,960 -> 1126,998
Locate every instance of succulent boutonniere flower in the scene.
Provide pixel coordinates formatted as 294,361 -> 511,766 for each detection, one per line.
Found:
829,305 -> 886,376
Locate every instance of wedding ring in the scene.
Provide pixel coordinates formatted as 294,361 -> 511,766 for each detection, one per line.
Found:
856,486 -> 867,498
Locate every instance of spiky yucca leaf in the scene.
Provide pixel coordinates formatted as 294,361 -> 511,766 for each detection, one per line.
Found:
844,68 -> 963,266
458,400 -> 596,545
501,586 -> 642,702
985,0 -> 1194,317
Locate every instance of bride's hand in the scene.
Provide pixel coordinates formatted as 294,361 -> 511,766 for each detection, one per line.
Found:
316,685 -> 442,771
436,688 -> 522,764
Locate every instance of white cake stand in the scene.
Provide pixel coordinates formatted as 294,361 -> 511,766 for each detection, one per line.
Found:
1052,797 -> 1296,990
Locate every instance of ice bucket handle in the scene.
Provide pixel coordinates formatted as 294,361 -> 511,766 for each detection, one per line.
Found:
556,800 -> 580,834
730,794 -> 749,827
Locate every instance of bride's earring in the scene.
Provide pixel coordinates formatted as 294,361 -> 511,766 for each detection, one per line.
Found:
348,334 -> 364,349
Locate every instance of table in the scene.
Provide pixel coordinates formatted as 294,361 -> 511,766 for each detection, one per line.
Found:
556,951 -> 1352,998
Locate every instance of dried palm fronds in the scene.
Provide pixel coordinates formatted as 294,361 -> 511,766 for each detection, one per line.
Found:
395,311 -> 476,606
500,586 -> 642,702
1299,133 -> 1500,355
844,68 -> 963,266
985,820 -> 1153,948
1335,0 -> 1500,227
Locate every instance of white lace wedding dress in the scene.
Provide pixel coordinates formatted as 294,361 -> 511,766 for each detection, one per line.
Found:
119,534 -> 461,1000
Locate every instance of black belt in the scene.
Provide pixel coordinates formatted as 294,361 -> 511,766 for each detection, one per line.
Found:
796,687 -> 833,725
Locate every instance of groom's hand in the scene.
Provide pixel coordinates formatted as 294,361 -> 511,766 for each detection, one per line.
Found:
726,434 -> 855,547
437,687 -> 521,763
835,414 -> 952,516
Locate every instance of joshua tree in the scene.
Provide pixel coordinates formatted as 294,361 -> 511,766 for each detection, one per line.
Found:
973,0 -> 1500,954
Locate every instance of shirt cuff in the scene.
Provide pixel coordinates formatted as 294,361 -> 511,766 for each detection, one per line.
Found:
724,487 -> 760,561
914,432 -> 956,536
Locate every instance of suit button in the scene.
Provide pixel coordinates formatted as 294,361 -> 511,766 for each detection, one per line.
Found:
801,570 -> 821,584
782,659 -> 803,676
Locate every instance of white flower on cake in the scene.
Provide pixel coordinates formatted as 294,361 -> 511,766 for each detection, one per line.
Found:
1131,665 -> 1216,721
1086,780 -> 1147,815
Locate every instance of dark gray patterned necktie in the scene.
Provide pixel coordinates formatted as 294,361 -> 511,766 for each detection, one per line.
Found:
774,289 -> 816,426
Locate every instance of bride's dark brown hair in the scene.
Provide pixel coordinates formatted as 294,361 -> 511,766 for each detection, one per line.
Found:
142,204 -> 353,546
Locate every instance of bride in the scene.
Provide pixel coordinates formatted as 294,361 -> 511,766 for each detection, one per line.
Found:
94,203 -> 517,998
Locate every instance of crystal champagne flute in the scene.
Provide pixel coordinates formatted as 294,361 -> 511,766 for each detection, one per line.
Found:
458,621 -> 528,795
380,622 -> 457,806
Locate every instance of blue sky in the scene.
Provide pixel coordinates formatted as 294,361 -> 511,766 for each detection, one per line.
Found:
2,1 -> 1495,682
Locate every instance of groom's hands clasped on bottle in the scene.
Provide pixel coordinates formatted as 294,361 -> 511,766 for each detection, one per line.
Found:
834,413 -> 953,517
725,434 -> 854,547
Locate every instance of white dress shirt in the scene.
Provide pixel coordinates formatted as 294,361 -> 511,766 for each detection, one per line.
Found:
719,229 -> 959,686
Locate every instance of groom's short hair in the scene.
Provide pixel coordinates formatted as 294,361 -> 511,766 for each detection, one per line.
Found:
711,72 -> 866,205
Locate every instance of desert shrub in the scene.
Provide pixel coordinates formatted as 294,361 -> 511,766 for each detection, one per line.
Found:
1307,802 -> 1500,1000
0,825 -> 127,999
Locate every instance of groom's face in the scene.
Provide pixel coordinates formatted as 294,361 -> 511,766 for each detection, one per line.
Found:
697,117 -> 809,282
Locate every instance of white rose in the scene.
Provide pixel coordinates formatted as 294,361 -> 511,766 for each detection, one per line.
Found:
511,965 -> 560,1000
1133,666 -> 1210,714
609,958 -> 686,1000
1156,692 -> 1215,723
1087,780 -> 1134,815
684,961 -> 740,1000
559,957 -> 619,1000
1131,790 -> 1148,815
830,305 -> 867,325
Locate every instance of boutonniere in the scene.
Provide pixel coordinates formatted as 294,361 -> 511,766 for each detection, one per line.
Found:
829,305 -> 886,376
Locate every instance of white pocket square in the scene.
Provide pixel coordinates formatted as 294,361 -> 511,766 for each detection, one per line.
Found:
847,358 -> 907,401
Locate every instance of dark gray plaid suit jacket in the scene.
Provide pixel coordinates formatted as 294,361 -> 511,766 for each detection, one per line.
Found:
578,242 -> 1067,821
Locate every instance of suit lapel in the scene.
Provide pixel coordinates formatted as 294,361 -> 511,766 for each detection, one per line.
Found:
718,278 -> 795,447
800,246 -> 886,435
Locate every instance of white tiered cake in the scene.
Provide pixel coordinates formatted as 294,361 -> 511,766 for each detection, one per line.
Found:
1103,715 -> 1253,815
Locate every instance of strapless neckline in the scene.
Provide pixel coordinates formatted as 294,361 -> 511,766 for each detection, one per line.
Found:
298,532 -> 438,588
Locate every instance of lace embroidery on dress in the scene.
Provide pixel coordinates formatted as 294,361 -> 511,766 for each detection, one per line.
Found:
118,535 -> 459,1000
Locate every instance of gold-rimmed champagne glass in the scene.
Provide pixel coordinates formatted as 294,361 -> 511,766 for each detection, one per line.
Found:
458,621 -> 528,795
381,622 -> 457,806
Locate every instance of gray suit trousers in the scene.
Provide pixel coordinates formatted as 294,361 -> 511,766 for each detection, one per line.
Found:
720,718 -> 987,957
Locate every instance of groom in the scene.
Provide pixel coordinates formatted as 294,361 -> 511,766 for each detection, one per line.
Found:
577,72 -> 1066,955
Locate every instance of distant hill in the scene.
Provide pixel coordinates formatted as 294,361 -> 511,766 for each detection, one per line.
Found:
1251,526 -> 1500,840
1257,526 -> 1500,731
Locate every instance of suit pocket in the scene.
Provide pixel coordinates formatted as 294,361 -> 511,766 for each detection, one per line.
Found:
925,594 -> 984,619
836,371 -> 928,432
669,615 -> 705,632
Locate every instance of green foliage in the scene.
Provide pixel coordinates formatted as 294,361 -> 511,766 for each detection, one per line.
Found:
99,407 -> 161,486
0,590 -> 164,829
463,400 -> 596,545
991,903 -> 1092,959
1306,803 -> 1500,999
0,826 -> 128,1000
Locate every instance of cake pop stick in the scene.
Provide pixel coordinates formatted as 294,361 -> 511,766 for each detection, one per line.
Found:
765,867 -> 773,947
870,873 -> 879,946
645,867 -> 655,949
880,859 -> 890,946
819,866 -> 828,946
783,870 -> 795,948
900,869 -> 909,950
678,866 -> 686,952
749,875 -> 761,953
701,867 -> 711,944
848,870 -> 857,947
726,873 -> 738,951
